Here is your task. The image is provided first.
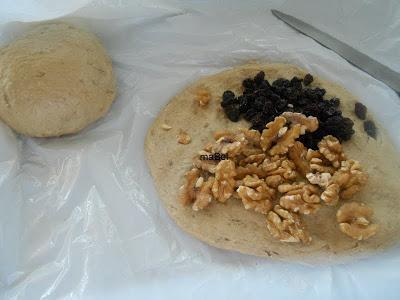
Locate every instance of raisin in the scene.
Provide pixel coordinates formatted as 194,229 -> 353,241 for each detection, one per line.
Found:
363,120 -> 376,139
329,98 -> 340,107
302,103 -> 319,116
354,102 -> 367,120
299,133 -> 319,149
262,101 -> 274,114
225,107 -> 240,122
254,88 -> 268,98
269,93 -> 281,103
258,80 -> 271,90
275,98 -> 288,112
303,73 -> 313,86
296,97 -> 308,106
272,78 -> 288,87
314,88 -> 326,98
238,96 -> 250,113
243,108 -> 258,121
302,89 -> 320,102
221,90 -> 235,107
254,71 -> 265,85
319,106 -> 338,121
253,96 -> 265,110
249,112 -> 264,125
272,79 -> 290,94
290,77 -> 303,90
243,88 -> 253,95
286,87 -> 300,101
243,78 -> 254,90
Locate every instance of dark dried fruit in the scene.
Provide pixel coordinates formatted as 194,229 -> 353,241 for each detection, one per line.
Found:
320,106 -> 339,121
290,77 -> 303,90
262,101 -> 274,114
364,120 -> 377,139
220,71 -> 355,148
275,98 -> 288,112
314,87 -> 326,98
243,108 -> 258,121
221,90 -> 235,107
298,133 -> 319,150
238,96 -> 250,113
254,71 -> 265,85
329,98 -> 340,107
243,78 -> 254,90
302,103 -> 320,116
355,102 -> 367,120
225,107 -> 240,122
269,93 -> 281,103
303,73 -> 313,86
253,96 -> 265,110
272,78 -> 290,88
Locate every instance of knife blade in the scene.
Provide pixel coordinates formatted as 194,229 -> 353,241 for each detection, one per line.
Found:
271,9 -> 400,95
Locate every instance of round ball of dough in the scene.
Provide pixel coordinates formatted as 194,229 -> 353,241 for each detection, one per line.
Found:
0,22 -> 116,137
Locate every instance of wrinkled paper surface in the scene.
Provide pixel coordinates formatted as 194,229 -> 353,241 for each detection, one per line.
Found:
1,0 -> 400,299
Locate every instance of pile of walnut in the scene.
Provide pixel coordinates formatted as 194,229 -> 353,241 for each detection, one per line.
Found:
179,112 -> 377,244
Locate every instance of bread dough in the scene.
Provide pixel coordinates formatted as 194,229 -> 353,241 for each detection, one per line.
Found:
145,63 -> 400,261
0,22 -> 116,137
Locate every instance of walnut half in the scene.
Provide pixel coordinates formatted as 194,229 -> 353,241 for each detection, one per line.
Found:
236,175 -> 274,214
336,202 -> 378,240
179,168 -> 200,206
266,205 -> 311,244
278,182 -> 321,215
212,160 -> 236,202
282,112 -> 319,132
196,87 -> 211,106
177,130 -> 191,144
318,135 -> 346,168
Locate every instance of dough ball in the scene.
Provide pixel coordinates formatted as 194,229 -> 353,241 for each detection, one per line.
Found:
0,22 -> 116,137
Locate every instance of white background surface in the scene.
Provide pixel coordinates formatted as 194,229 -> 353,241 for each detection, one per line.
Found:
1,1 -> 400,299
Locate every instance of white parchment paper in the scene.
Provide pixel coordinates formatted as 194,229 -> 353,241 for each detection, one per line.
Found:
1,0 -> 400,299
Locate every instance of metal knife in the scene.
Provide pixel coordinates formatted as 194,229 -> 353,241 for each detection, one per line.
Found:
271,9 -> 400,95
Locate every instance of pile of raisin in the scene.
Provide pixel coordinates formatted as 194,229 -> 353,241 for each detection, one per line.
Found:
221,71 -> 355,149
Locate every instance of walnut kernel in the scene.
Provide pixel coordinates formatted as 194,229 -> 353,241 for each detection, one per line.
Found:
336,202 -> 378,240
282,112 -> 319,132
179,168 -> 200,206
177,130 -> 191,144
266,205 -> 311,243
260,116 -> 286,151
212,160 -> 236,202
196,87 -> 211,106
320,183 -> 340,206
278,182 -> 321,215
318,135 -> 346,168
237,175 -> 274,214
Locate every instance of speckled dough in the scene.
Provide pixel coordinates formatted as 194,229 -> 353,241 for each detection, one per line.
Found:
145,63 -> 400,262
0,22 -> 116,137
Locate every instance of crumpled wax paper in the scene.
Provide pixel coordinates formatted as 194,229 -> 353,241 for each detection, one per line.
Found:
1,0 -> 400,299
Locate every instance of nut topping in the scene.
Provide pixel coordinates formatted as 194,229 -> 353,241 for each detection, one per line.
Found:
266,205 -> 311,244
282,112 -> 319,132
212,160 -> 236,202
179,111 -> 374,245
278,182 -> 321,215
237,175 -> 274,214
196,87 -> 211,107
177,130 -> 191,144
336,202 -> 378,240
318,135 -> 346,168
